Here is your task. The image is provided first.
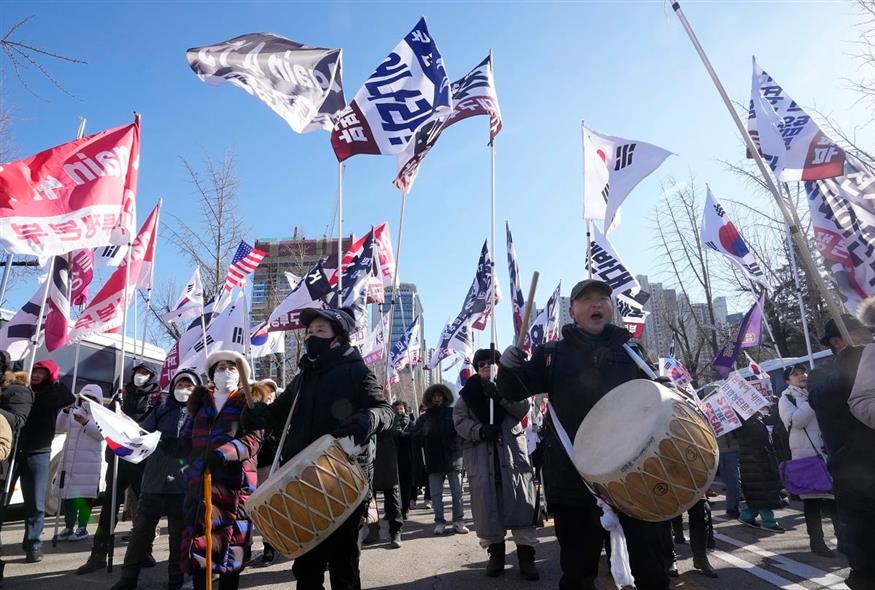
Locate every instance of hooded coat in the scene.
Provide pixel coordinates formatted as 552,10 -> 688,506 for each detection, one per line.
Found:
20,359 -> 74,455
54,384 -> 104,499
737,415 -> 783,510
180,385 -> 262,575
122,363 -> 161,422
0,371 -> 31,486
413,385 -> 462,474
454,375 -> 536,539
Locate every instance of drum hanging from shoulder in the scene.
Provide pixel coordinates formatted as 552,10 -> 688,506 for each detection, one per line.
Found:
573,380 -> 718,522
248,435 -> 368,558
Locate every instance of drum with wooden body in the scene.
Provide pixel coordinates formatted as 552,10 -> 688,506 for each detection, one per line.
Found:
248,435 -> 368,558
573,380 -> 718,522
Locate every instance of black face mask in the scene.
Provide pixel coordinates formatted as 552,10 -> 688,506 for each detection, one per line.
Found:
305,335 -> 334,358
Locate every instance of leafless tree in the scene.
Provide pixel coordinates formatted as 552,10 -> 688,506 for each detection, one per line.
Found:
1,16 -> 86,100
163,149 -> 247,300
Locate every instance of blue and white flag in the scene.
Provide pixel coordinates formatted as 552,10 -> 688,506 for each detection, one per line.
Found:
331,18 -> 451,161
387,315 -> 422,386
747,57 -> 844,182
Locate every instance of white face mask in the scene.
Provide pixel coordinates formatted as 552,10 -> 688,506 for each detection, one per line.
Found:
133,374 -> 149,387
173,387 -> 193,403
213,369 -> 238,395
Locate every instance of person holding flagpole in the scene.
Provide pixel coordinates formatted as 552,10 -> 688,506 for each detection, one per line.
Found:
179,351 -> 262,590
454,348 -> 539,580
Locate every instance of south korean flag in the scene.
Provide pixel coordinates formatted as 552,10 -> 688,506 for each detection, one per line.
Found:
700,187 -> 769,288
582,123 -> 672,233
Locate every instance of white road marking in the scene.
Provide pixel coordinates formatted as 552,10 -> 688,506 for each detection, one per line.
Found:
715,533 -> 848,590
710,549 -> 809,590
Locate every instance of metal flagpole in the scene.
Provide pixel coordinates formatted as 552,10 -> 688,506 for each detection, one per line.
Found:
671,1 -> 852,344
24,257 -> 56,377
0,254 -> 13,308
782,184 -> 816,368
337,162 -> 345,296
384,191 -> 409,368
107,225 -> 134,573
242,279 -> 253,368
489,115 -> 498,426
586,221 -> 594,280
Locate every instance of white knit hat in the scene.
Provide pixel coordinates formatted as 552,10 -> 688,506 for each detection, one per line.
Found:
205,350 -> 251,384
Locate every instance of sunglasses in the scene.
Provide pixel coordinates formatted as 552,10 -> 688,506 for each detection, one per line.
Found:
477,362 -> 495,369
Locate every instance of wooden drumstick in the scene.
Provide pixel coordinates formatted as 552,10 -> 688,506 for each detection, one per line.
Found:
516,271 -> 540,349
204,469 -> 213,590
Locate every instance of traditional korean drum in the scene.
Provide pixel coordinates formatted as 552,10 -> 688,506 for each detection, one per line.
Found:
573,380 -> 718,522
248,435 -> 368,558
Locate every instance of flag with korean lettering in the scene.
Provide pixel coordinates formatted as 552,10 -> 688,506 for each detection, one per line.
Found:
747,57 -> 844,182
462,240 -> 502,331
361,313 -> 390,367
0,255 -> 70,360
428,315 -> 474,369
387,315 -> 422,386
267,259 -> 333,331
70,249 -> 95,307
0,120 -> 139,257
328,229 -> 379,328
394,55 -> 501,191
187,33 -> 345,134
331,18 -> 451,162
67,202 -> 160,343
506,221 -> 526,341
700,187 -> 769,288
586,225 -> 641,297
524,282 -> 561,354
805,155 -> 875,312
616,291 -> 649,339
582,123 -> 672,232
161,266 -> 205,324
177,289 -> 247,375
337,223 -> 394,302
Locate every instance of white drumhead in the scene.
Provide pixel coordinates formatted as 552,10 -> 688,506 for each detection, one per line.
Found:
573,380 -> 673,478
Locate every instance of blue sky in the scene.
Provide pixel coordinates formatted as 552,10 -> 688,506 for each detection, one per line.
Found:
3,1 -> 872,357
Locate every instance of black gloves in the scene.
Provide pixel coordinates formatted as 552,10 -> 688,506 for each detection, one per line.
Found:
482,380 -> 500,399
158,438 -> 180,455
202,449 -> 225,472
332,412 -> 373,446
480,424 -> 501,442
241,402 -> 271,433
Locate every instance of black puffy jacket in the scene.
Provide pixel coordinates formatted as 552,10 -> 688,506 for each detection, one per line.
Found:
737,416 -> 783,510
269,345 -> 393,467
413,406 -> 462,474
497,323 -> 646,509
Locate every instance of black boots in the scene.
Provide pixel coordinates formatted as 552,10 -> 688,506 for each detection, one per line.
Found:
810,539 -> 835,558
693,555 -> 718,578
110,578 -> 138,590
76,552 -> 107,575
516,545 -> 539,581
485,543 -> 505,577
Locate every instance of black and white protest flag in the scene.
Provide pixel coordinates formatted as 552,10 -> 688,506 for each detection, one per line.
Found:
331,18 -> 451,162
460,240 -> 502,331
586,225 -> 641,297
327,229 -> 379,330
747,57 -> 844,182
394,55 -> 502,191
524,282 -> 561,354
267,258 -> 333,331
187,33 -> 345,134
177,289 -> 247,375
428,315 -> 475,369
700,187 -> 769,288
582,123 -> 672,232
387,315 -> 422,386
805,155 -> 875,312
506,221 -> 526,340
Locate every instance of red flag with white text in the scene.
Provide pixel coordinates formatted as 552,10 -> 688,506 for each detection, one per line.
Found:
0,120 -> 139,256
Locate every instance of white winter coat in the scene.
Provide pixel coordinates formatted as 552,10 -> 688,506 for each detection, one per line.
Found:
53,395 -> 105,499
778,385 -> 827,461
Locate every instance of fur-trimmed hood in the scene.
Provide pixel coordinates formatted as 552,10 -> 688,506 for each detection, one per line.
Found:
2,371 -> 29,388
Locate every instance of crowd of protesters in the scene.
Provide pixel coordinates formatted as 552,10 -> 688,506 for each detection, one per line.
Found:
0,287 -> 872,590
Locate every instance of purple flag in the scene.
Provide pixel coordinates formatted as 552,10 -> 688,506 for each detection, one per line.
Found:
713,295 -> 764,379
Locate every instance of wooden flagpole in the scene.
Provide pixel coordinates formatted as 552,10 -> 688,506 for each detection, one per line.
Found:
671,1 -> 852,343
204,469 -> 213,590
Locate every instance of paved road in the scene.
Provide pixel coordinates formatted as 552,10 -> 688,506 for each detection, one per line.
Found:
0,490 -> 851,589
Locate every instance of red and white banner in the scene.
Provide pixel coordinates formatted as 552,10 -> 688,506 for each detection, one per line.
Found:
70,249 -> 95,307
0,120 -> 140,256
44,254 -> 72,352
67,202 -> 160,343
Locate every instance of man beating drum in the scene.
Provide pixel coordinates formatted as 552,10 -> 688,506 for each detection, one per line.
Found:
497,279 -> 674,590
241,306 -> 394,590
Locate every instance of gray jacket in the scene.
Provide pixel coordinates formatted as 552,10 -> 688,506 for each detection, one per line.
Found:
453,387 -> 536,539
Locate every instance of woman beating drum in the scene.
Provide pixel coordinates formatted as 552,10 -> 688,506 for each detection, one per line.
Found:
497,279 -> 678,590
241,307 -> 394,590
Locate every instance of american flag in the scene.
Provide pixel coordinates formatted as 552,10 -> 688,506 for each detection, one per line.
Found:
223,241 -> 266,292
